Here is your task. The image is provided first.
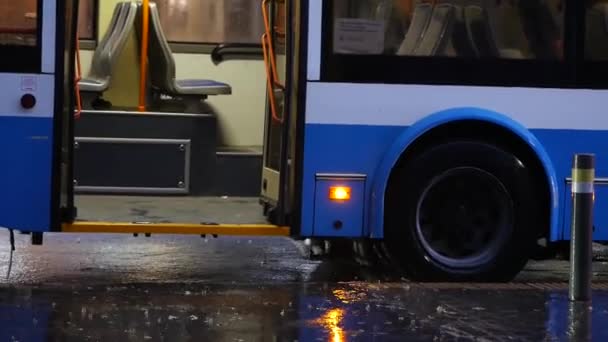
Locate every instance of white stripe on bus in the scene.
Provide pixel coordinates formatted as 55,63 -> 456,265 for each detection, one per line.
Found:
307,0 -> 323,81
305,82 -> 608,130
42,0 -> 57,74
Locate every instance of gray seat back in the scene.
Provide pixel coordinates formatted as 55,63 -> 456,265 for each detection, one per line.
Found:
374,0 -> 393,22
518,0 -> 562,59
448,5 -> 476,57
375,0 -> 406,54
86,3 -> 126,80
86,2 -> 137,85
397,3 -> 433,55
586,3 -> 608,60
464,5 -> 500,57
146,2 -> 178,94
414,4 -> 456,56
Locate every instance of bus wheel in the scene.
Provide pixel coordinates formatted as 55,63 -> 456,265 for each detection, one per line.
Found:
384,141 -> 539,282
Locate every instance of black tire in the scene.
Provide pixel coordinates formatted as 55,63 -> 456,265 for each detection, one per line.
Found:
384,141 -> 540,282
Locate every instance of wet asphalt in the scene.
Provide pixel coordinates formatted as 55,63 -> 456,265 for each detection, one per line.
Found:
0,230 -> 608,341
0,196 -> 607,341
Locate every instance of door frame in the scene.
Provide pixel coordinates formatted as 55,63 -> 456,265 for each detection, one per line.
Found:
261,0 -> 291,224
52,0 -> 79,229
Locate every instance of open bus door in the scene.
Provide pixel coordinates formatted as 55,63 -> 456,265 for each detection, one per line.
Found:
0,0 -> 296,239
261,0 -> 300,227
0,0 -> 78,238
55,0 -> 292,238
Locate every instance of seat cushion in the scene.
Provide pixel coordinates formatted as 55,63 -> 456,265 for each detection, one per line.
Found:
173,79 -> 232,96
79,78 -> 109,92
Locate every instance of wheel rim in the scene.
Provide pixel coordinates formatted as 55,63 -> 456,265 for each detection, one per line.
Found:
415,167 -> 513,270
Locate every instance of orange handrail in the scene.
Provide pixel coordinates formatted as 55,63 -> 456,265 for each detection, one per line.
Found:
138,0 -> 150,112
262,0 -> 284,124
262,0 -> 283,89
74,28 -> 82,119
262,33 -> 282,123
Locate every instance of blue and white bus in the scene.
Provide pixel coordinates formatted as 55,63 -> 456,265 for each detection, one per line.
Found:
0,0 -> 606,281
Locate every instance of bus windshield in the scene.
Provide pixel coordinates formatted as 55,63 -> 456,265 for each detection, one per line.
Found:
332,0 -> 564,60
0,0 -> 37,47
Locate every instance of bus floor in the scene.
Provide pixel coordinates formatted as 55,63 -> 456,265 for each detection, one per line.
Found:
75,195 -> 269,225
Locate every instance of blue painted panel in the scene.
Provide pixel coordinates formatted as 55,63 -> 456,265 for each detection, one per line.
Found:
532,129 -> 608,241
301,122 -> 608,241
313,178 -> 365,237
301,124 -> 404,236
0,117 -> 54,232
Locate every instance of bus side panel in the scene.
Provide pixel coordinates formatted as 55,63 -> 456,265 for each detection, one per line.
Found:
301,124 -> 608,242
533,129 -> 608,242
0,117 -> 54,232
300,123 -> 403,237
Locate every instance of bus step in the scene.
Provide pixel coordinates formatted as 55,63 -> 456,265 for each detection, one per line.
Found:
62,221 -> 290,237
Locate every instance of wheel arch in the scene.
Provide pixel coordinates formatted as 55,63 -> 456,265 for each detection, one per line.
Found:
369,107 -> 559,240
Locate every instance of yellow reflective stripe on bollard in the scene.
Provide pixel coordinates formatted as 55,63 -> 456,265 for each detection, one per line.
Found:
571,168 -> 595,194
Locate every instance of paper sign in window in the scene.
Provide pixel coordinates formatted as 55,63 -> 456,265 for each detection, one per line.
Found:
333,18 -> 385,55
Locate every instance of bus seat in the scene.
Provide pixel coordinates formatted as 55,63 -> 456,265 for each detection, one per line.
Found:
146,2 -> 231,104
414,4 -> 456,56
79,2 -> 137,105
448,5 -> 476,57
473,3 -> 526,59
376,1 -> 407,54
499,48 -> 525,59
464,5 -> 500,57
518,0 -> 562,59
396,3 -> 433,55
586,4 -> 608,60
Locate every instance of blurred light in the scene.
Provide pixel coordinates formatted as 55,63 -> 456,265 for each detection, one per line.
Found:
332,288 -> 367,304
333,289 -> 351,304
329,186 -> 351,201
316,308 -> 345,342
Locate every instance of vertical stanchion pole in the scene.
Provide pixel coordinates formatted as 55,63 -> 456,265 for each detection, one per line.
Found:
569,154 -> 595,302
138,0 -> 150,112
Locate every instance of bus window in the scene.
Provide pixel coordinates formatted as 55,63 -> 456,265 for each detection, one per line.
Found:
516,0 -> 564,59
585,1 -> 608,60
78,0 -> 96,41
332,0 -> 564,59
155,0 -> 264,44
0,0 -> 37,46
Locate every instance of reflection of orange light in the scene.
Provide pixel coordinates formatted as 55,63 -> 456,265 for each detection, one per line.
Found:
332,288 -> 366,304
331,325 -> 344,340
329,186 -> 351,201
314,308 -> 345,342
333,289 -> 350,304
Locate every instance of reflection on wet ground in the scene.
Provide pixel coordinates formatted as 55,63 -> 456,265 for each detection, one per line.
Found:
2,283 -> 607,341
0,231 -> 607,341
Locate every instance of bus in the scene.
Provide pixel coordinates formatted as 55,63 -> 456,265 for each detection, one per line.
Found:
0,0 -> 606,282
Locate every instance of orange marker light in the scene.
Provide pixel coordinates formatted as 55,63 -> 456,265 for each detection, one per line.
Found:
329,186 -> 351,201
